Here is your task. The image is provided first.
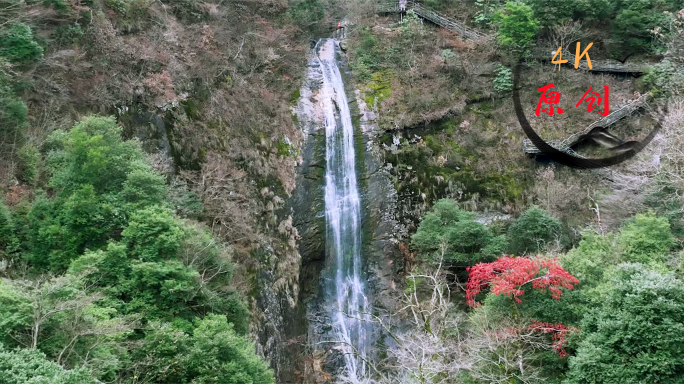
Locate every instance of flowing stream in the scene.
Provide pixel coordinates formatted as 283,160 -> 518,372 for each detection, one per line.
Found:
316,38 -> 371,381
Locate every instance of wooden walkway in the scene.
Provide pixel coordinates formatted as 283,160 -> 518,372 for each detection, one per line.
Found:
375,1 -> 647,74
522,93 -> 651,154
532,48 -> 647,74
375,0 -> 487,40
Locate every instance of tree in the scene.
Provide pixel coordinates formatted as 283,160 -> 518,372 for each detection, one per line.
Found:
130,315 -> 274,384
493,2 -> 540,53
0,22 -> 43,64
616,211 -> 674,264
0,275 -> 103,350
566,264 -> 684,383
411,199 -> 503,265
122,206 -> 183,262
0,343 -> 99,384
16,144 -> 40,185
0,201 -> 18,260
612,0 -> 680,57
561,231 -> 616,287
508,206 -> 561,255
465,256 -> 579,307
47,116 -> 151,196
25,116 -> 168,272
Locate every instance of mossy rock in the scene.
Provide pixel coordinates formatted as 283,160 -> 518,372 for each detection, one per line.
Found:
364,71 -> 393,108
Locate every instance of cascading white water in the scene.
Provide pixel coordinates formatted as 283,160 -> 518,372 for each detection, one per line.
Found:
317,38 -> 371,381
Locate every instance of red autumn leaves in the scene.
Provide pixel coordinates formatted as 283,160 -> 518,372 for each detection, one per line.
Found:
466,256 -> 579,307
466,256 -> 579,357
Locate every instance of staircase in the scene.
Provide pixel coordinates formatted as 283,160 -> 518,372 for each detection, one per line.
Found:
375,0 -> 487,40
522,93 -> 651,155
375,1 -> 647,74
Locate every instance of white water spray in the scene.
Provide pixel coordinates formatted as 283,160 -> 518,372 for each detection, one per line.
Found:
317,38 -> 371,381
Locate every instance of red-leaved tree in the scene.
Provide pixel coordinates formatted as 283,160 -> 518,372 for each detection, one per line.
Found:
465,256 -> 579,307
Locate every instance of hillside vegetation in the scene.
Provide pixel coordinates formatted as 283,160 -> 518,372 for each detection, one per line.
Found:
1,0 -> 684,383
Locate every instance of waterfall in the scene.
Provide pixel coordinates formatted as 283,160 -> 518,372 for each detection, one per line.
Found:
316,38 -> 371,381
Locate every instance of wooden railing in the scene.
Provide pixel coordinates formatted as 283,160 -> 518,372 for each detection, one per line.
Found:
522,93 -> 651,154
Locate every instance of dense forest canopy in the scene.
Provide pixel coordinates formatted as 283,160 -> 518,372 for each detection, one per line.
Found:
0,0 -> 683,383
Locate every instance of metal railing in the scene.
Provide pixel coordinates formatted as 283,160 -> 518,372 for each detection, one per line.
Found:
375,0 -> 488,40
523,93 -> 651,154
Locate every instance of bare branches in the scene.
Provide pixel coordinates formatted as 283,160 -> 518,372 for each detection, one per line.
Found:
548,20 -> 587,52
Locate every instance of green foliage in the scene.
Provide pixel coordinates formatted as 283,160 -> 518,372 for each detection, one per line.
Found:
122,206 -> 182,261
26,186 -> 120,271
562,231 -> 615,287
24,116 -> 169,272
493,64 -> 513,93
611,0 -> 677,57
0,23 -> 43,64
642,60 -> 684,97
522,0 -> 612,27
1,112 -> 265,382
0,201 -> 18,258
350,27 -> 382,82
566,264 -> 684,384
48,116 -> 149,196
287,0 -> 325,32
399,10 -> 424,38
508,206 -> 561,255
0,62 -> 28,148
643,176 -> 684,238
132,316 -> 274,384
412,199 -> 503,265
188,314 -> 274,384
474,0 -> 503,27
616,211 -> 674,264
275,136 -> 298,158
54,23 -> 84,45
0,281 -> 32,344
120,166 -> 168,211
125,260 -> 200,318
493,2 -> 540,53
0,343 -> 99,384
17,144 -> 40,185
523,0 -> 680,57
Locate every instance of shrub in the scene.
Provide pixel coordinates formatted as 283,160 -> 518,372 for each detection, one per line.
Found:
642,60 -> 684,97
566,264 -> 684,384
132,316 -> 274,384
412,199 -> 500,265
493,64 -> 513,93
287,0 -> 325,31
16,144 -> 39,185
0,64 -> 28,146
493,2 -> 540,53
474,0 -> 503,27
0,343 -> 99,384
561,231 -> 615,287
54,23 -> 84,45
0,202 -> 18,258
0,23 -> 43,64
465,255 -> 579,307
508,206 -> 561,255
351,27 -> 382,82
617,211 -> 674,264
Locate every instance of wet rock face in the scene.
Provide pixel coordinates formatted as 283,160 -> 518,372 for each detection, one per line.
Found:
278,48 -> 328,384
278,40 -> 406,383
355,82 -> 406,338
